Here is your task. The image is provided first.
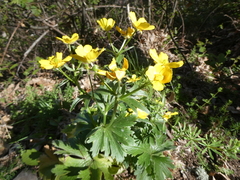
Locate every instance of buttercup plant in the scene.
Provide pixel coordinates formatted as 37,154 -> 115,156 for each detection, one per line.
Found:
23,12 -> 184,180
56,33 -> 79,44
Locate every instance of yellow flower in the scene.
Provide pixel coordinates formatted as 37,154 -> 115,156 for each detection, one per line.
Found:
71,44 -> 105,63
39,52 -> 72,69
98,58 -> 129,81
145,64 -> 173,91
127,74 -> 141,82
163,112 -> 179,121
129,11 -> 155,31
125,108 -> 134,117
97,18 -> 115,31
56,33 -> 79,44
125,108 -> 148,119
136,108 -> 149,119
149,49 -> 184,68
116,26 -> 135,38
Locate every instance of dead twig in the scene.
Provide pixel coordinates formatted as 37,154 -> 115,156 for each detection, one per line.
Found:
0,21 -> 22,65
40,20 -> 81,46
3,159 -> 23,176
16,29 -> 50,75
85,5 -> 143,11
224,14 -> 240,31
23,30 -> 50,61
165,1 -> 192,71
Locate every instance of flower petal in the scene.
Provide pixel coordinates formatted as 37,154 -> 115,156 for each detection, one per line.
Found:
122,58 -> 129,70
129,12 -> 137,23
136,108 -> 149,119
145,66 -> 155,81
149,49 -> 159,63
97,70 -> 107,76
97,18 -> 115,31
63,56 -> 72,62
39,60 -> 54,69
106,71 -> 116,80
115,70 -> 126,81
109,58 -> 117,71
55,52 -> 63,60
158,52 -> 169,64
152,81 -> 164,91
168,61 -> 184,68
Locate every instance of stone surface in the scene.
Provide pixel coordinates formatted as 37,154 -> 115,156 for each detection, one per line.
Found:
13,169 -> 38,180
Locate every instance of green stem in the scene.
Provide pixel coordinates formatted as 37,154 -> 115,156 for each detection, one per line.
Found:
107,32 -> 116,53
58,68 -> 86,95
108,81 -> 120,125
97,75 -> 114,93
68,44 -> 72,53
117,36 -> 134,56
57,68 -> 75,84
118,38 -> 127,52
120,82 -> 149,99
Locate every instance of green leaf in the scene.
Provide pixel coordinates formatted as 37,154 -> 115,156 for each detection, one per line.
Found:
10,63 -> 18,70
23,66 -> 34,76
38,147 -> 60,180
153,156 -> 174,180
77,168 -> 91,180
134,166 -> 152,180
91,154 -> 114,180
87,113 -> 136,162
126,136 -> 175,180
53,140 -> 91,160
70,97 -> 82,112
21,149 -> 41,166
52,164 -> 82,180
51,139 -> 93,179
77,154 -> 118,180
121,96 -> 149,113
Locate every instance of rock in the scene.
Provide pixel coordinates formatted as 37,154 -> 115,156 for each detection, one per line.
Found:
13,169 -> 38,180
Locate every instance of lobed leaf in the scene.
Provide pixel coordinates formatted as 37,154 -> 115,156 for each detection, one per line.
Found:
87,113 -> 136,162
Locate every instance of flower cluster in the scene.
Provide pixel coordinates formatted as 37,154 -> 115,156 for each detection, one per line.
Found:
39,34 -> 105,69
34,12 -> 184,180
145,49 -> 184,91
38,11 -> 181,123
96,11 -> 155,38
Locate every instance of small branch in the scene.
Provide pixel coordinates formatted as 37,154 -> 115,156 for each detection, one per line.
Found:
148,0 -> 151,23
0,21 -> 22,65
16,29 -> 50,75
224,14 -> 240,31
23,30 -> 50,61
85,5 -> 143,11
165,1 -> 192,70
40,20 -> 81,45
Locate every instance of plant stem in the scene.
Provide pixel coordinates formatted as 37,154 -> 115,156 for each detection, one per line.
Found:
120,82 -> 149,99
109,81 -> 120,126
57,68 -> 86,95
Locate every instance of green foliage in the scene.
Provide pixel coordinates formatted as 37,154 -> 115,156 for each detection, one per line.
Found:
0,153 -> 22,180
87,113 -> 136,162
19,10 -> 180,179
127,135 -> 175,180
1,1 -> 237,179
174,122 -> 204,152
87,0 -> 100,5
10,0 -> 41,16
22,149 -> 41,166
170,84 -> 240,174
8,83 -> 74,143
